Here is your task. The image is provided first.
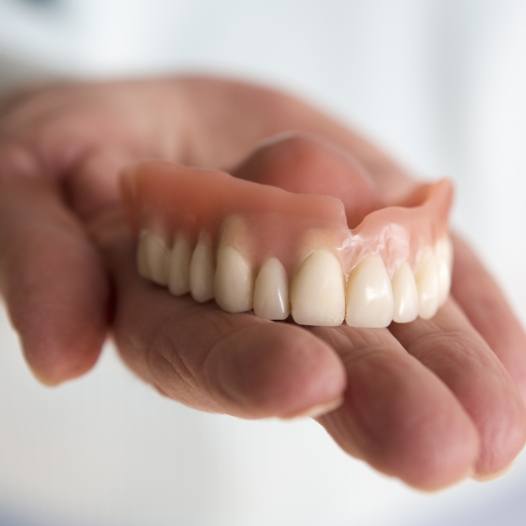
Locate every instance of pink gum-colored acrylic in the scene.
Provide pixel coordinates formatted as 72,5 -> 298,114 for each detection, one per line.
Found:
122,161 -> 453,277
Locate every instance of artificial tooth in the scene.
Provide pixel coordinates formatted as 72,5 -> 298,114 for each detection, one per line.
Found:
168,233 -> 192,296
415,249 -> 440,319
436,236 -> 454,270
345,254 -> 394,328
145,231 -> 169,285
218,215 -> 248,246
435,254 -> 451,305
214,246 -> 253,313
290,249 -> 345,326
435,237 -> 453,304
189,232 -> 214,302
391,262 -> 419,323
253,257 -> 289,320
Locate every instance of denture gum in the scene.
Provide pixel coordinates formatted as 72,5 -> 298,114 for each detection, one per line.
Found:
122,158 -> 453,328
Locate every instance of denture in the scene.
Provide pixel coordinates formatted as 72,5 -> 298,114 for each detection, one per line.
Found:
121,151 -> 453,328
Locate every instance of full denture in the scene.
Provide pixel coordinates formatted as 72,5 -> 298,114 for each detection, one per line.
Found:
121,158 -> 453,328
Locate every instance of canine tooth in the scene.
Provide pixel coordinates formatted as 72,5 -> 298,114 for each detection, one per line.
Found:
345,254 -> 394,328
168,233 -> 192,296
189,232 -> 214,302
146,231 -> 169,285
137,230 -> 150,279
214,246 -> 253,313
391,262 -> 419,323
253,257 -> 289,320
290,250 -> 345,326
415,249 -> 440,319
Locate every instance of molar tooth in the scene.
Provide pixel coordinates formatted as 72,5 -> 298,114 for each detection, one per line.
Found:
214,246 -> 253,313
436,258 -> 451,304
189,232 -> 214,302
391,262 -> 419,323
415,248 -> 440,319
137,229 -> 150,279
290,249 -> 345,326
168,233 -> 192,296
253,257 -> 289,320
345,254 -> 394,328
437,236 -> 454,270
146,231 -> 170,285
435,250 -> 451,305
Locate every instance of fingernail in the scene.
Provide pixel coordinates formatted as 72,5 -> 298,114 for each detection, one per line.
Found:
28,366 -> 63,387
472,463 -> 514,482
18,337 -> 61,387
283,396 -> 344,420
25,358 -> 64,387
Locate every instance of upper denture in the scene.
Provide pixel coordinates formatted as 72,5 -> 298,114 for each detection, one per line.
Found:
122,154 -> 453,328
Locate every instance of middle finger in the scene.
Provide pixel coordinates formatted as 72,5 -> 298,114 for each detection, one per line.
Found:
390,299 -> 526,478
313,324 -> 479,490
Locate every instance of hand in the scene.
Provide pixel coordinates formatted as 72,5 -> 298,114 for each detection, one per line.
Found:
1,77 -> 525,490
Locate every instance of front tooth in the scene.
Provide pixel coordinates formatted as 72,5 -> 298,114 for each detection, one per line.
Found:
146,231 -> 170,285
391,262 -> 418,323
415,248 -> 439,319
345,254 -> 394,328
290,249 -> 345,326
214,246 -> 253,313
168,233 -> 192,296
253,257 -> 289,320
137,230 -> 150,279
189,232 -> 214,302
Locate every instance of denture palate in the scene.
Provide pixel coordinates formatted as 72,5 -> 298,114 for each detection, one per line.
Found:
122,161 -> 454,328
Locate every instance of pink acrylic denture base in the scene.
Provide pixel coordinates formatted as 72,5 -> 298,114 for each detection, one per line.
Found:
122,161 -> 453,277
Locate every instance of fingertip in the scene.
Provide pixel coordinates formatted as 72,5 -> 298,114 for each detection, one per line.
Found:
384,409 -> 480,491
328,347 -> 480,491
206,322 -> 347,418
472,388 -> 526,478
283,395 -> 344,420
406,467 -> 474,493
8,272 -> 108,386
472,465 -> 512,482
19,327 -> 105,386
0,171 -> 110,387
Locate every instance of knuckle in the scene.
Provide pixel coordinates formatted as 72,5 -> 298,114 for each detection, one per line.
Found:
408,328 -> 488,367
144,325 -> 202,404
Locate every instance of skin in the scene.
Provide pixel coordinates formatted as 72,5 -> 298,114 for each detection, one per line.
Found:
0,76 -> 525,490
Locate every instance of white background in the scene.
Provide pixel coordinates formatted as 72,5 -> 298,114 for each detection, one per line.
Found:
1,1 -> 526,524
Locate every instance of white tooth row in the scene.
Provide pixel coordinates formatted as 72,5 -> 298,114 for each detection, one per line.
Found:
137,230 -> 452,327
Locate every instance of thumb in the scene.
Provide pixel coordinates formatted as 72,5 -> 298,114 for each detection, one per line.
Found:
0,143 -> 109,384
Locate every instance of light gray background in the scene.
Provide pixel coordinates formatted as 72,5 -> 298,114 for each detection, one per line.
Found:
1,1 -> 525,525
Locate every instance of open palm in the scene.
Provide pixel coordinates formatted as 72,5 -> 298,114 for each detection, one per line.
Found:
0,77 -> 525,489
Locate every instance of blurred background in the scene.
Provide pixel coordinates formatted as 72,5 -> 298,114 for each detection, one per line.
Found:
1,0 -> 526,524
